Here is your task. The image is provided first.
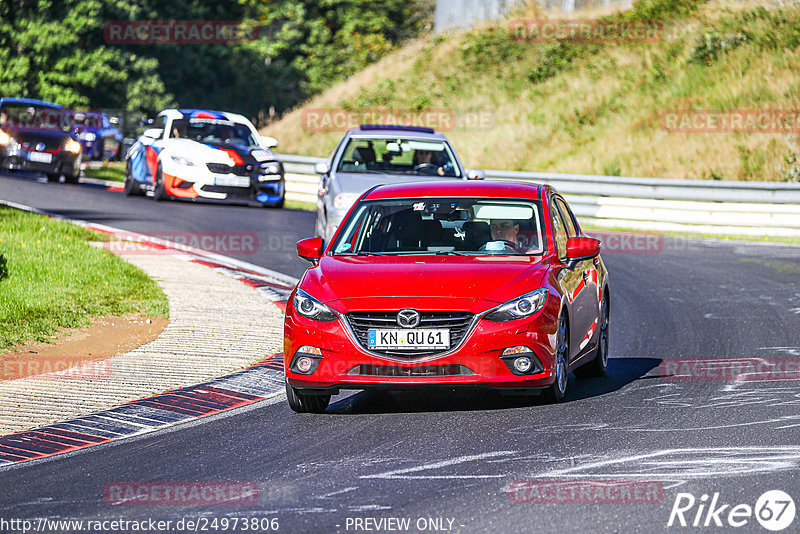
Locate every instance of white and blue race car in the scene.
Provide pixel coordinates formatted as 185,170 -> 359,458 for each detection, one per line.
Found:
124,109 -> 284,207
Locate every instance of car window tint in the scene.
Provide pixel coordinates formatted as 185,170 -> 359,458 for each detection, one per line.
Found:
555,197 -> 578,238
549,199 -> 568,261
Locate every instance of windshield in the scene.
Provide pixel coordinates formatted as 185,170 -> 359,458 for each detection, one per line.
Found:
332,198 -> 546,256
0,103 -> 68,131
169,118 -> 259,147
336,138 -> 461,177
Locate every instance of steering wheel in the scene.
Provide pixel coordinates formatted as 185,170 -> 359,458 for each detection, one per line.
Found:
413,162 -> 438,174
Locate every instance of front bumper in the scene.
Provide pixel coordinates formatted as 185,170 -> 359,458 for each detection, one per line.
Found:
161,165 -> 284,204
0,146 -> 81,176
284,299 -> 560,393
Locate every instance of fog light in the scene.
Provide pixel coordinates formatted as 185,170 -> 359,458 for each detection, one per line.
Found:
296,356 -> 314,373
291,346 -> 323,374
513,356 -> 533,373
500,346 -> 543,375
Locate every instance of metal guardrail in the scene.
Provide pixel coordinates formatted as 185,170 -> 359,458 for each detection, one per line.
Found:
277,153 -> 800,237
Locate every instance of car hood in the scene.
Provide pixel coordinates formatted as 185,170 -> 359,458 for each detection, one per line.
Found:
302,255 -> 549,313
333,171 -> 462,197
164,139 -> 275,164
3,127 -> 73,151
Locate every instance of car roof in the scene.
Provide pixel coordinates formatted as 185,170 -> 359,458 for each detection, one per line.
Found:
159,108 -> 251,124
0,97 -> 63,109
364,180 -> 543,200
346,124 -> 448,141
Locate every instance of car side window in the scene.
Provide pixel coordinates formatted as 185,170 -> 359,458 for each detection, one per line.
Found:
555,197 -> 578,238
549,199 -> 568,262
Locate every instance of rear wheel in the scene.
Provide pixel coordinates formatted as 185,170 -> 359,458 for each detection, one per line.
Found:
64,172 -> 79,184
543,314 -> 569,403
153,164 -> 168,201
46,173 -> 60,183
285,380 -> 330,413
575,294 -> 609,378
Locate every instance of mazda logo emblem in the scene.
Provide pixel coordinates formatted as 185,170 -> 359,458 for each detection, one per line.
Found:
396,309 -> 421,328
35,142 -> 46,152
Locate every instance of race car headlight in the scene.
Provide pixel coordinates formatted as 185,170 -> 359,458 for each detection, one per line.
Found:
484,289 -> 548,322
0,129 -> 11,145
170,155 -> 196,166
80,132 -> 96,141
333,193 -> 359,210
294,289 -> 337,322
64,138 -> 81,154
261,163 -> 281,174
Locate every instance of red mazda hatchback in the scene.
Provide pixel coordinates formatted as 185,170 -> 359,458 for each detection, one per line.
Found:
284,181 -> 610,413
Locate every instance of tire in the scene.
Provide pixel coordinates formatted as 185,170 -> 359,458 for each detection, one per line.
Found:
64,173 -> 79,184
46,173 -> 60,183
575,294 -> 609,378
543,314 -> 569,403
285,380 -> 330,413
123,160 -> 142,196
153,164 -> 168,201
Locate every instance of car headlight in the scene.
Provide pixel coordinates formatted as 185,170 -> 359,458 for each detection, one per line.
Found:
170,155 -> 196,166
80,132 -> 96,141
0,129 -> 11,145
261,163 -> 281,174
64,138 -> 81,154
293,289 -> 337,322
333,193 -> 359,210
484,289 -> 548,322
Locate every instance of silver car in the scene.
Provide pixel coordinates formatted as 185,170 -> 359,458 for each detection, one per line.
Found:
314,125 -> 485,240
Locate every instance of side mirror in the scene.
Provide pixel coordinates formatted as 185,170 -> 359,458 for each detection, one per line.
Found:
261,135 -> 278,149
467,169 -> 486,180
566,236 -> 601,262
314,162 -> 330,174
297,237 -> 324,263
142,128 -> 163,140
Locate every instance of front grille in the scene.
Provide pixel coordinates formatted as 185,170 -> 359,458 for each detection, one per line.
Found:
207,163 -> 250,176
348,364 -> 473,377
200,185 -> 252,199
345,311 -> 474,359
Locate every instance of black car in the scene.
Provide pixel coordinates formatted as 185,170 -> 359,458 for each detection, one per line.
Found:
0,97 -> 82,183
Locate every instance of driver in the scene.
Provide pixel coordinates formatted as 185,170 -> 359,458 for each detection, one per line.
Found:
489,219 -> 520,246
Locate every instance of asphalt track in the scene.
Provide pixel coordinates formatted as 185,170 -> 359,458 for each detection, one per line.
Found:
1,173 -> 800,533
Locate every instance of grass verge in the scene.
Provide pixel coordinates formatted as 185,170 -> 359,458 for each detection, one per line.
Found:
82,162 -> 125,183
0,206 -> 168,350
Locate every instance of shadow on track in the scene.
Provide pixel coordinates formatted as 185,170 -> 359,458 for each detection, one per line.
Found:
325,357 -> 661,414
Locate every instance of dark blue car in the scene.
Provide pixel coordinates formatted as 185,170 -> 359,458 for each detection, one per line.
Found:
68,110 -> 123,161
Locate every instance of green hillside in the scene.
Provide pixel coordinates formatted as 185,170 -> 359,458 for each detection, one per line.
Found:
263,0 -> 800,181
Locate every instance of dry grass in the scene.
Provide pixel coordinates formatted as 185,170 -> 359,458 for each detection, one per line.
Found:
262,0 -> 800,181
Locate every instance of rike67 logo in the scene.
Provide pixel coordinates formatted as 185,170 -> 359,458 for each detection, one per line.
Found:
668,490 -> 795,531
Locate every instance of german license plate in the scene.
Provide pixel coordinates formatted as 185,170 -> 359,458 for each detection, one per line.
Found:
213,175 -> 250,187
28,151 -> 52,163
368,329 -> 449,350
